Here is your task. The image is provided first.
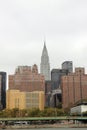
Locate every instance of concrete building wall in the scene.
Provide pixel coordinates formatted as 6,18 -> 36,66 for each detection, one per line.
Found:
6,90 -> 44,110
71,105 -> 87,115
6,90 -> 25,109
25,91 -> 44,110
39,91 -> 45,110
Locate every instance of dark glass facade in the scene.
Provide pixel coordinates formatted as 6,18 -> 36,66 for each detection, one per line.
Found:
62,61 -> 73,73
51,69 -> 68,90
0,72 -> 6,109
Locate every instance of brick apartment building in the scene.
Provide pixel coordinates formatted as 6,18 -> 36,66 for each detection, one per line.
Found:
61,68 -> 87,109
9,64 -> 45,92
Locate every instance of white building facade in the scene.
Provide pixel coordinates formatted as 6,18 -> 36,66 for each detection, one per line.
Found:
70,105 -> 87,115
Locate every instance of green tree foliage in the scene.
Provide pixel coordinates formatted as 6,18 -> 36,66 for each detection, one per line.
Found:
0,108 -> 66,117
82,111 -> 87,116
10,108 -> 19,117
41,108 -> 55,117
27,108 -> 41,117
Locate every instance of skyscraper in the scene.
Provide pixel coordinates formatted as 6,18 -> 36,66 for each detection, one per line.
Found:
0,72 -> 6,109
51,69 -> 68,90
62,61 -> 73,73
40,42 -> 50,80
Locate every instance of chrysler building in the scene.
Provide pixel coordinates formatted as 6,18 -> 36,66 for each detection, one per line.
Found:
40,42 -> 51,80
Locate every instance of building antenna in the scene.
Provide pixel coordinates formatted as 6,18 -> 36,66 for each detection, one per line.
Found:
44,36 -> 46,46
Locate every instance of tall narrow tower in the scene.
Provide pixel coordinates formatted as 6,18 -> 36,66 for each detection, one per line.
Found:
40,41 -> 50,80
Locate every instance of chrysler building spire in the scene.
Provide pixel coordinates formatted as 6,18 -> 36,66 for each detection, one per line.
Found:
40,41 -> 51,80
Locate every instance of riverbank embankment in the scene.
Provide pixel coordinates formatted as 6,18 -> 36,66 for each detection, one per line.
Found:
1,123 -> 87,129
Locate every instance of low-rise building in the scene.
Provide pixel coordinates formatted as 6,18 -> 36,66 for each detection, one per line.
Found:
70,104 -> 87,115
6,90 -> 44,110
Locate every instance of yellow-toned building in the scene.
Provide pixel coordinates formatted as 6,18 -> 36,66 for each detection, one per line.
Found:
6,90 -> 44,110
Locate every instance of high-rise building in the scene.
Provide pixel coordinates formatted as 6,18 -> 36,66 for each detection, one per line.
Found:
62,61 -> 73,73
61,67 -> 87,109
49,69 -> 68,107
51,69 -> 68,90
0,76 -> 2,109
9,64 -> 45,92
45,69 -> 68,108
0,72 -> 6,109
40,42 -> 50,80
6,90 -> 44,110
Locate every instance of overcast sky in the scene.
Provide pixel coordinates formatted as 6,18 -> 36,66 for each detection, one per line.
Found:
0,0 -> 87,74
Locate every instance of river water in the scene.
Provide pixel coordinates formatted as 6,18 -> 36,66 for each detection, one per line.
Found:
3,128 -> 87,130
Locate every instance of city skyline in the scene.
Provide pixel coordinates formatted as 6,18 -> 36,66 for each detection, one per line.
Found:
0,0 -> 87,74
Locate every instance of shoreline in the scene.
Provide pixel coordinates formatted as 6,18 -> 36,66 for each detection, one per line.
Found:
1,123 -> 87,129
